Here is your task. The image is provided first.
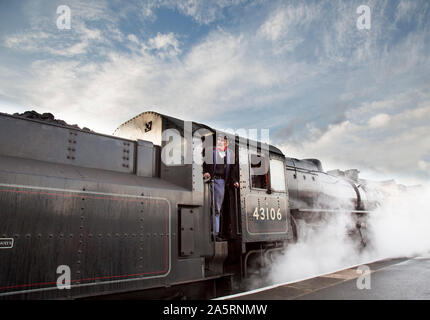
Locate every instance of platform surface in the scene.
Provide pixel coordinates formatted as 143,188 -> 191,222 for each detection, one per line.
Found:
225,256 -> 430,300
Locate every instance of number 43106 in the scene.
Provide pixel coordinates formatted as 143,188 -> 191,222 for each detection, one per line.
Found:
253,207 -> 282,221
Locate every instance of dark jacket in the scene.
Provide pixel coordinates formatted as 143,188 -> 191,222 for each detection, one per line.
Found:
203,147 -> 239,186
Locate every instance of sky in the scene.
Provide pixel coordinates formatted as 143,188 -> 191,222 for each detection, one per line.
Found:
0,0 -> 429,185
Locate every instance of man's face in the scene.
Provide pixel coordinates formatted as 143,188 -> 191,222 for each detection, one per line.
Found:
217,136 -> 227,149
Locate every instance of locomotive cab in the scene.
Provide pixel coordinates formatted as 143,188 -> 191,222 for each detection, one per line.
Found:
114,112 -> 294,278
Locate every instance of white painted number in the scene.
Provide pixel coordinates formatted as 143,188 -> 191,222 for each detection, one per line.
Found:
252,207 -> 282,221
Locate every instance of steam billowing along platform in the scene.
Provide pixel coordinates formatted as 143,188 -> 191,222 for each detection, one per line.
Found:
219,256 -> 430,299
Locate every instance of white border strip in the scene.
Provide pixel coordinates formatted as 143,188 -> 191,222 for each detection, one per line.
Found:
214,255 -> 393,300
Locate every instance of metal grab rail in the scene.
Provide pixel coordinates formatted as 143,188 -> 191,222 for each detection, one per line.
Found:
204,178 -> 216,241
234,187 -> 241,235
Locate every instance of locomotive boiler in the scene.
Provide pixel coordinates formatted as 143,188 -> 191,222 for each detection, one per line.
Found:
0,110 -> 381,299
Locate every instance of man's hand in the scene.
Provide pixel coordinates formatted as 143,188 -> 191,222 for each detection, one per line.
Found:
203,172 -> 211,180
234,182 -> 239,188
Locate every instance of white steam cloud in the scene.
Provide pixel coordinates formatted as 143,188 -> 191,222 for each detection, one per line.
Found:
264,183 -> 430,285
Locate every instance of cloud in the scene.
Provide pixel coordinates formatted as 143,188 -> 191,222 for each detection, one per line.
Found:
279,89 -> 430,184
257,3 -> 316,53
3,0 -> 115,58
134,0 -> 249,25
368,113 -> 390,128
0,0 -> 429,184
418,160 -> 429,171
127,34 -> 139,44
148,32 -> 181,58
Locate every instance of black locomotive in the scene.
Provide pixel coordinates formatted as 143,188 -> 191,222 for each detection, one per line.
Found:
0,111 -> 386,299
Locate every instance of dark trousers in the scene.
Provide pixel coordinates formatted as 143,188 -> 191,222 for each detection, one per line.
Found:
211,178 -> 225,235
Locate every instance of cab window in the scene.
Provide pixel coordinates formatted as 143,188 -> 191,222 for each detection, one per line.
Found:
270,159 -> 286,192
250,153 -> 269,189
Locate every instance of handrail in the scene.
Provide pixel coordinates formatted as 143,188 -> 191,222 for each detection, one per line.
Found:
235,187 -> 242,235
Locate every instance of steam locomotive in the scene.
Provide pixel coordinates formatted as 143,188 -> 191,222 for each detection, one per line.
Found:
0,111 -> 386,299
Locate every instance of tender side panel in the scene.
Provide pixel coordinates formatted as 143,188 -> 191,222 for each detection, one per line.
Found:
0,115 -> 134,174
0,186 -> 170,296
